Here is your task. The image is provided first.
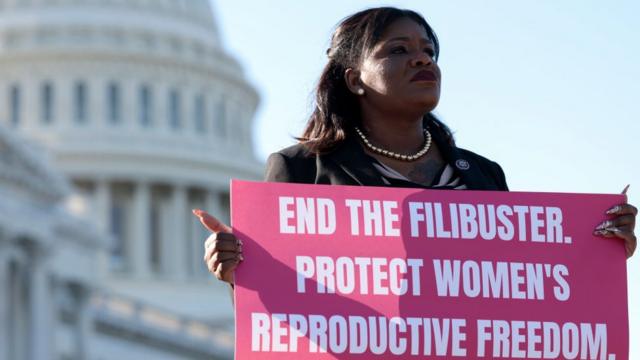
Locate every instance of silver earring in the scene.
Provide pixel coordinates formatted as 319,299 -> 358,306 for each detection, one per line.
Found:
357,88 -> 365,95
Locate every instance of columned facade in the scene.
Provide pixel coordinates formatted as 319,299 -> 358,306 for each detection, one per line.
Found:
0,0 -> 260,357
77,178 -> 232,280
0,234 -> 70,360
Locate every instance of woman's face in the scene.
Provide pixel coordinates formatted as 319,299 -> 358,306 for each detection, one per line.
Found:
356,18 -> 441,115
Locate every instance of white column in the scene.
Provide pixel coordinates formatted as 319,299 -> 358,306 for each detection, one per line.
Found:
58,77 -> 72,130
0,83 -> 8,127
94,179 -> 112,273
183,86 -> 194,137
207,91 -> 214,142
89,77 -> 105,130
164,184 -> 187,279
122,78 -> 136,132
23,78 -> 38,130
158,199 -> 171,274
155,82 -> 168,134
239,108 -> 247,149
94,179 -> 111,234
29,249 -> 53,360
188,213 -> 201,277
0,253 -> 9,359
11,258 -> 27,360
131,181 -> 151,277
245,108 -> 256,148
76,286 -> 93,359
201,89 -> 211,137
210,90 -> 222,141
230,99 -> 241,145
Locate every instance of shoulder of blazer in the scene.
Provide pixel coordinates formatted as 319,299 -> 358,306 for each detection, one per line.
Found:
453,147 -> 509,191
428,124 -> 508,191
263,139 -> 382,186
264,143 -> 317,183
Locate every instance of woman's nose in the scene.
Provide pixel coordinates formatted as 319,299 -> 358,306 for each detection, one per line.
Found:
411,52 -> 433,67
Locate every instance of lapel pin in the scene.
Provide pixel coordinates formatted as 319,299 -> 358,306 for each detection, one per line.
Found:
455,159 -> 470,170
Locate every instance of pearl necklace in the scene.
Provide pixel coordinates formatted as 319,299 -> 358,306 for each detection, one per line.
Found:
355,127 -> 432,162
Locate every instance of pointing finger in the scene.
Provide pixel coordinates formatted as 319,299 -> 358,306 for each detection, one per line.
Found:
192,209 -> 232,233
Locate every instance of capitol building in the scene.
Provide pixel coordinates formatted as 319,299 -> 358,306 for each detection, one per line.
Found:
0,0 -> 261,359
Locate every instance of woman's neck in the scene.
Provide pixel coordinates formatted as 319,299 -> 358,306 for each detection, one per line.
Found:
360,111 -> 426,155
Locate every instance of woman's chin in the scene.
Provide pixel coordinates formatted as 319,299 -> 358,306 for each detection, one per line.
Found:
409,97 -> 439,114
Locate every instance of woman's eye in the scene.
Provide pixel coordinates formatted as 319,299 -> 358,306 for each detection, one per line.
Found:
391,46 -> 407,54
424,48 -> 436,57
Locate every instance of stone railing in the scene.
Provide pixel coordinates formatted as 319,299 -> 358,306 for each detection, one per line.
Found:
90,290 -> 234,358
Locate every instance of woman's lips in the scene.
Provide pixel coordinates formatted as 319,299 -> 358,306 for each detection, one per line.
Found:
411,70 -> 438,82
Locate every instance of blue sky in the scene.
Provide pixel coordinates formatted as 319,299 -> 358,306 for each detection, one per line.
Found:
213,0 -> 639,355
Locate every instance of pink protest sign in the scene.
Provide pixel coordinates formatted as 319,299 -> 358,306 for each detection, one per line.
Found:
231,180 -> 628,359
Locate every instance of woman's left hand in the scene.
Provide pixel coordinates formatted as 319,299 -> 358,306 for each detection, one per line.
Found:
594,203 -> 637,258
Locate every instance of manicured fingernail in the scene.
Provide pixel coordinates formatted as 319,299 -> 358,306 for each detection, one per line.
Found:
593,230 -> 606,236
192,209 -> 202,216
238,253 -> 245,261
605,227 -> 621,233
622,184 -> 630,195
238,239 -> 244,246
606,206 -> 620,215
595,220 -> 612,230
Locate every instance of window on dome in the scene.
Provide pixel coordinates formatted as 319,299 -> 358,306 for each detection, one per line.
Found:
107,82 -> 121,124
9,85 -> 20,127
194,94 -> 205,133
41,82 -> 54,124
139,85 -> 152,127
74,82 -> 88,124
168,89 -> 181,129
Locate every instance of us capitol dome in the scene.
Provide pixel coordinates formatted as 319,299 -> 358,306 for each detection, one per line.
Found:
0,0 -> 260,358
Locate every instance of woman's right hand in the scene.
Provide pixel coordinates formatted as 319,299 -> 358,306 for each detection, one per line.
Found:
193,209 -> 243,285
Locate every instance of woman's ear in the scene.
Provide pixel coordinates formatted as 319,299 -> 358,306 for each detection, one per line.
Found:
345,68 -> 365,96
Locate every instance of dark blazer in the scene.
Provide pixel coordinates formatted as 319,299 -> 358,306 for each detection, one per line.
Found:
264,127 -> 508,191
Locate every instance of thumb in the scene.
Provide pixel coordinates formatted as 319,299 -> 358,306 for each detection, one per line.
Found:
192,209 -> 232,233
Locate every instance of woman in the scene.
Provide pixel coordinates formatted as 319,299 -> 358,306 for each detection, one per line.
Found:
195,7 -> 636,286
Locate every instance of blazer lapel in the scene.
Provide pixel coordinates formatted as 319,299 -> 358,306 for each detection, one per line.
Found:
326,136 -> 387,187
430,129 -> 495,190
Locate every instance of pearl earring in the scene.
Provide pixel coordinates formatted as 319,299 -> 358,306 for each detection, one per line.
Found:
357,88 -> 365,95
